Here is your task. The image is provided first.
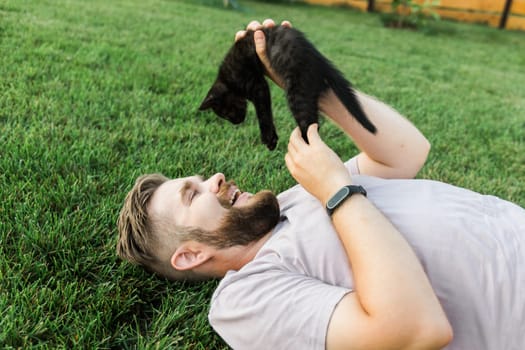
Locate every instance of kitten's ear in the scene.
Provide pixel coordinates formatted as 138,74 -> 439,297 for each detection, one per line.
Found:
199,81 -> 227,110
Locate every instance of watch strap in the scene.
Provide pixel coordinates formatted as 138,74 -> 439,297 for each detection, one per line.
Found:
326,185 -> 367,216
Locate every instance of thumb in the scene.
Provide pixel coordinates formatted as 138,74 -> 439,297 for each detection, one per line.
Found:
254,30 -> 270,67
306,123 -> 320,144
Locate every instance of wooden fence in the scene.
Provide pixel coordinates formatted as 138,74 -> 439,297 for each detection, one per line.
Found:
304,0 -> 525,30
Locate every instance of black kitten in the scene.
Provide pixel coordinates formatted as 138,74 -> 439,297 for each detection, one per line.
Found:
199,26 -> 376,150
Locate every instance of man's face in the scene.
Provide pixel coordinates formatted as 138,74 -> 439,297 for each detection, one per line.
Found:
148,173 -> 280,249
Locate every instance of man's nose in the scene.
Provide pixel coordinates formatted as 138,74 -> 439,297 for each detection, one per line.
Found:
207,173 -> 225,193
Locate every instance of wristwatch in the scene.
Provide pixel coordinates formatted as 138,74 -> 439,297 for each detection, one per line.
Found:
326,185 -> 367,216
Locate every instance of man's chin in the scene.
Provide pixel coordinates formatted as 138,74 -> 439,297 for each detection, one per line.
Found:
208,189 -> 281,248
249,190 -> 278,206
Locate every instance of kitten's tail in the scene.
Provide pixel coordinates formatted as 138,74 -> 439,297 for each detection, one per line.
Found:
326,70 -> 377,134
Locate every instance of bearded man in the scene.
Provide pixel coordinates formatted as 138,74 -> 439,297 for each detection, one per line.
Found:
117,19 -> 525,350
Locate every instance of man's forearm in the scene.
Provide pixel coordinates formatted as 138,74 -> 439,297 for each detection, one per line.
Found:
319,90 -> 430,179
330,193 -> 452,348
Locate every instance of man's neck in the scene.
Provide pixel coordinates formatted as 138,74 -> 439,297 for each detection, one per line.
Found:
213,230 -> 274,277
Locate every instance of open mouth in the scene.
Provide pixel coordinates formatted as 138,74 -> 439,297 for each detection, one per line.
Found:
230,188 -> 241,206
218,181 -> 243,208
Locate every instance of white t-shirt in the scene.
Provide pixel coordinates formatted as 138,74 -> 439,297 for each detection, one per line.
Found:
209,158 -> 525,349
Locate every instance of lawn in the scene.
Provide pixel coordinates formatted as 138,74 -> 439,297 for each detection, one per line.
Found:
1,0 -> 524,348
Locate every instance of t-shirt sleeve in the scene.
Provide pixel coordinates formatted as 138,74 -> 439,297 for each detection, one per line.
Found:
344,156 -> 360,176
209,268 -> 350,350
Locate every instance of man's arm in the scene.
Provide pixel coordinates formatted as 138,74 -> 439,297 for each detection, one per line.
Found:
319,90 -> 430,179
285,125 -> 453,349
243,19 -> 430,179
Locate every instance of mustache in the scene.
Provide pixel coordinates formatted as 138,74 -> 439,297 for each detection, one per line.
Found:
217,180 -> 238,208
217,180 -> 236,195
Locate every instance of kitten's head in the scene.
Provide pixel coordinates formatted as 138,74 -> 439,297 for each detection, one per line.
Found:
199,80 -> 247,124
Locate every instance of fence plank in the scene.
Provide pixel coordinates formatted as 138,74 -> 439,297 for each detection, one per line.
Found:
439,0 -> 505,13
304,0 -> 525,30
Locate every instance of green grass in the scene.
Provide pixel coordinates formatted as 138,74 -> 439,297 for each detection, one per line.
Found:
1,0 -> 524,348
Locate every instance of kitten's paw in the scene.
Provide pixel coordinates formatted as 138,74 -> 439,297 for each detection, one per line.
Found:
262,130 -> 278,150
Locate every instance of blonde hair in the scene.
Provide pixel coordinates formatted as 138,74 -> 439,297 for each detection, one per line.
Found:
117,174 -> 205,280
117,173 -> 168,269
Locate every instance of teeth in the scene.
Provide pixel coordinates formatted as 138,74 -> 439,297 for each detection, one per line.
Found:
230,189 -> 240,205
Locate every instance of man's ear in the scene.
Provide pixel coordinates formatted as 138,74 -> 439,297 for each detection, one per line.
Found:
199,81 -> 227,110
170,242 -> 212,271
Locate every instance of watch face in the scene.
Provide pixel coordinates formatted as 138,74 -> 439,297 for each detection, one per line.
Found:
327,186 -> 350,210
326,185 -> 366,216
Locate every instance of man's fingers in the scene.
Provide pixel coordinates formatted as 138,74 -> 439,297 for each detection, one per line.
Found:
306,124 -> 320,144
244,19 -> 291,37
254,30 -> 269,64
287,132 -> 299,155
289,126 -> 302,142
262,18 -> 276,28
284,152 -> 296,174
289,127 -> 307,150
235,30 -> 246,42
247,20 -> 262,31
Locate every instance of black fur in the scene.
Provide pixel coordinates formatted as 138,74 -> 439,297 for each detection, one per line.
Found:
199,26 -> 376,150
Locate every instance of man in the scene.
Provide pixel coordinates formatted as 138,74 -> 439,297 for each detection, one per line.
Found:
117,20 -> 525,350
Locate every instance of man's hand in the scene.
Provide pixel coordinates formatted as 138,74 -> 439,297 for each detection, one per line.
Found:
235,19 -> 291,88
285,124 -> 352,205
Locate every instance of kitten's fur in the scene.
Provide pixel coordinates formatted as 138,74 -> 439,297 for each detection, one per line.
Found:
199,26 -> 376,150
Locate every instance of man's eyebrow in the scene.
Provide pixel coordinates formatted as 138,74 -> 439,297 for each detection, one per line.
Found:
180,181 -> 193,206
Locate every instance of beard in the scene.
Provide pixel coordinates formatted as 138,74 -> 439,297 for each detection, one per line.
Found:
178,182 -> 281,249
